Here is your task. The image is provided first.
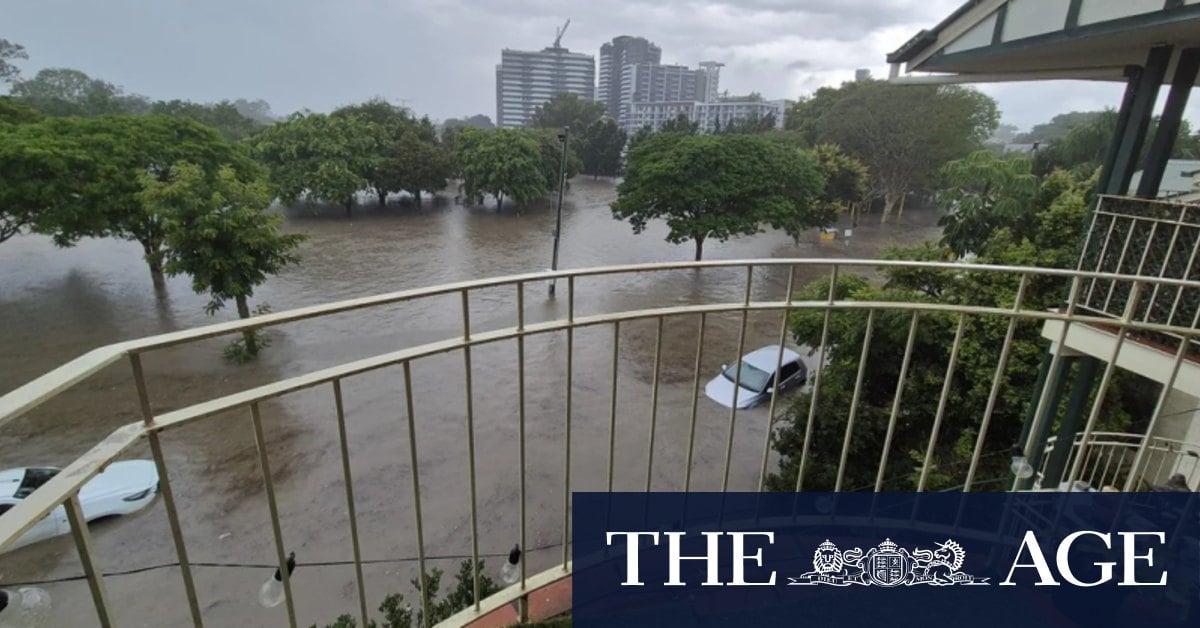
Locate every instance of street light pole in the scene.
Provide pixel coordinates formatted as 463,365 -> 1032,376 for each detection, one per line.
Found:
549,126 -> 569,298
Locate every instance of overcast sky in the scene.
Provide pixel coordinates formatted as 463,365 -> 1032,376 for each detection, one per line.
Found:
6,0 -> 1198,131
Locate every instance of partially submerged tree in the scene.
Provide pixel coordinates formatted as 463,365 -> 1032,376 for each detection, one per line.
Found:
579,117 -> 626,178
612,133 -> 826,260
140,161 -> 304,360
457,128 -> 549,210
529,91 -> 605,136
253,112 -> 375,215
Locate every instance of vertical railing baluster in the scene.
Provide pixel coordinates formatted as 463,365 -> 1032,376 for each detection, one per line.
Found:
249,402 -> 298,628
796,265 -> 838,492
130,353 -> 202,627
876,311 -> 920,492
516,281 -> 528,610
1084,215 -> 1119,307
646,317 -> 664,491
607,322 -> 620,491
1165,243 -> 1200,328
562,276 -> 574,570
684,313 -> 706,492
964,275 -> 1028,492
401,362 -> 430,628
758,266 -> 796,492
1067,283 -> 1143,486
722,266 -> 754,492
65,494 -> 113,628
836,309 -> 875,492
460,290 -> 481,609
1017,276 -> 1083,490
917,315 -> 967,492
332,380 -> 369,628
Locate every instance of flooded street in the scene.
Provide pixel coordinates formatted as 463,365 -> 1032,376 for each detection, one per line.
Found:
0,179 -> 940,627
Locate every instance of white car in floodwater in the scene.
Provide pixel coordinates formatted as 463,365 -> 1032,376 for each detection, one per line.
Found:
0,461 -> 159,552
704,345 -> 807,409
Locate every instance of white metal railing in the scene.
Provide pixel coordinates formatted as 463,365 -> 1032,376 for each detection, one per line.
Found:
1038,431 -> 1200,491
0,259 -> 1198,628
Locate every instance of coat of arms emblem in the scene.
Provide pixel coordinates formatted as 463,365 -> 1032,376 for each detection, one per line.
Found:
789,538 -> 988,587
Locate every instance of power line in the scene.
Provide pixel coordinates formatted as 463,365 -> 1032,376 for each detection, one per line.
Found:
0,542 -> 564,588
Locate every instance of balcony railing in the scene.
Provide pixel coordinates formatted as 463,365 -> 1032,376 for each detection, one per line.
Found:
0,259 -> 1197,628
1037,431 -> 1200,492
1077,195 -> 1200,350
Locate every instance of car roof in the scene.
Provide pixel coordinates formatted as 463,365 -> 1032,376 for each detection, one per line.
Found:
0,468 -> 26,498
742,345 -> 800,371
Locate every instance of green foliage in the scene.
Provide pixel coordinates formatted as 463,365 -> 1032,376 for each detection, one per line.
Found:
1032,109 -> 1200,178
809,144 -> 868,225
936,151 -> 1040,257
312,560 -> 500,628
790,80 -> 999,219
659,113 -> 699,135
767,167 -> 1135,493
0,96 -> 43,125
1014,111 -> 1105,145
717,112 -> 778,135
443,114 -> 494,130
612,133 -> 826,260
252,111 -> 376,213
625,125 -> 655,154
579,117 -> 626,178
328,100 -> 451,207
529,92 -> 605,136
150,99 -> 264,142
0,38 -> 28,85
456,128 -> 551,210
535,129 -> 581,193
11,67 -> 149,116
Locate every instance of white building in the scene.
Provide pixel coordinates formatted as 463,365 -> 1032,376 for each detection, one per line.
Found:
623,97 -> 786,135
495,47 -> 596,128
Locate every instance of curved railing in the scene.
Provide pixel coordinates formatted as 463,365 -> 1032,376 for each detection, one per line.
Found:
0,259 -> 1197,628
1038,431 -> 1200,492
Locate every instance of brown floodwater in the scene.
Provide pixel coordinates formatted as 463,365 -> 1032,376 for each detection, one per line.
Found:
0,179 -> 940,627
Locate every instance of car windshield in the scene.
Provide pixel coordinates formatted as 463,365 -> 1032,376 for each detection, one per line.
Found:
15,468 -> 59,499
722,361 -> 771,393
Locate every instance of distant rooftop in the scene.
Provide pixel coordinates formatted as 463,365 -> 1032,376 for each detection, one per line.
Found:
1128,159 -> 1200,199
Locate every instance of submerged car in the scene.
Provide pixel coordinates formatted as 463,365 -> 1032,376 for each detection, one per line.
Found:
0,460 -> 159,552
704,345 -> 807,409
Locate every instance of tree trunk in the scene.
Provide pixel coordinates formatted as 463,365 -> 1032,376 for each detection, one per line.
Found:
235,294 -> 258,357
496,193 -> 504,212
345,197 -> 354,218
693,235 -> 706,261
415,190 -> 422,210
881,192 -> 898,224
378,191 -> 387,207
142,241 -> 166,293
897,193 -> 907,218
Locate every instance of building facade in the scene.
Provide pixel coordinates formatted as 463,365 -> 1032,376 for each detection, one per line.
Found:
623,97 -> 786,134
598,36 -> 662,119
618,64 -> 703,126
495,47 -> 596,128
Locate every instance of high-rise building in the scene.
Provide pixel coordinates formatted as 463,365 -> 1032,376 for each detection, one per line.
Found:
598,36 -> 661,118
855,68 -> 872,81
697,61 -> 723,103
618,64 -> 702,126
495,47 -> 596,128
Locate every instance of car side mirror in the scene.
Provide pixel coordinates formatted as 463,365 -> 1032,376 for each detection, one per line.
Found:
766,387 -> 775,394
721,364 -> 728,370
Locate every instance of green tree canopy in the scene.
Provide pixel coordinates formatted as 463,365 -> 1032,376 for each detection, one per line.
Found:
443,114 -> 494,130
791,80 -> 999,221
253,111 -> 376,215
150,99 -> 264,142
8,115 -> 260,287
529,92 -> 605,135
456,128 -> 549,211
1033,109 -> 1200,177
579,117 -> 627,178
612,133 -> 826,260
810,144 -> 868,226
1014,111 -> 1105,144
0,96 -> 42,125
0,38 -> 28,85
936,150 -> 1040,257
139,161 -> 304,357
659,113 -> 699,135
11,67 -> 149,116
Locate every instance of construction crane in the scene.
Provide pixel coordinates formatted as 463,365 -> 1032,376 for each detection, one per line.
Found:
553,19 -> 571,48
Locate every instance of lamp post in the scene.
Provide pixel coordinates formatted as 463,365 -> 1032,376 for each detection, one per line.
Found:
549,126 -> 569,298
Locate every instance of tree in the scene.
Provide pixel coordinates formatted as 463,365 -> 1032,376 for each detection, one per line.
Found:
12,68 -> 149,116
579,117 -> 626,178
936,150 -> 1039,257
443,114 -> 494,130
150,99 -> 264,142
0,38 -> 27,86
1033,109 -> 1200,177
1014,111 -> 1105,144
626,124 -> 655,154
659,113 -> 699,135
767,167 -> 1145,493
379,130 -> 453,208
457,128 -> 549,210
139,162 -> 304,359
232,98 -> 276,124
529,92 -> 605,135
15,115 -> 260,288
810,144 -> 868,228
534,128 -> 581,195
0,96 -> 41,125
253,112 -> 376,215
0,121 -> 90,243
798,80 -> 998,221
612,133 -> 826,260
719,112 -> 778,135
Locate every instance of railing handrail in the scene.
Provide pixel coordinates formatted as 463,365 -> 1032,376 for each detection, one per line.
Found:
4,259 -> 1200,429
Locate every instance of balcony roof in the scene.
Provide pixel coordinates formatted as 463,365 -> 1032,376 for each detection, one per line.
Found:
888,0 -> 1200,82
